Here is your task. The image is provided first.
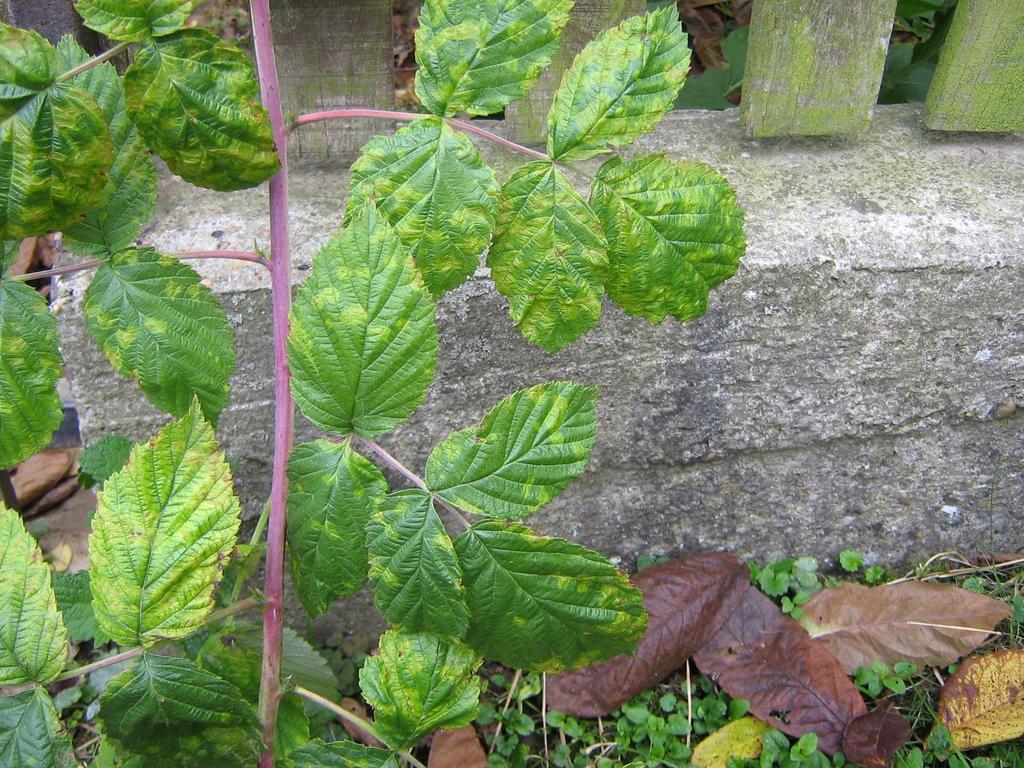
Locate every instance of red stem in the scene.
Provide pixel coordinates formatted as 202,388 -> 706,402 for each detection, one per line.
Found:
10,250 -> 267,282
291,108 -> 550,162
250,1 -> 292,765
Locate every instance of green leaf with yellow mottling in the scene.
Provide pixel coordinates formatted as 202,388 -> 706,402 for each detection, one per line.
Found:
288,205 -> 438,438
0,504 -> 68,685
0,279 -> 63,469
488,160 -> 607,352
286,440 -> 389,616
547,8 -> 689,162
346,117 -> 498,297
454,521 -> 647,671
57,38 -> 158,257
293,741 -> 400,768
414,0 -> 573,116
99,653 -> 261,767
359,630 -> 481,750
426,382 -> 596,519
83,248 -> 236,423
0,686 -> 75,768
89,403 -> 242,647
366,490 -> 468,637
590,154 -> 745,324
75,0 -> 199,42
0,24 -> 113,239
123,29 -> 279,192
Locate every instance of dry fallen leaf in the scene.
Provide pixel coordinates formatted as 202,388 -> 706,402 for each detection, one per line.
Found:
547,552 -> 749,717
11,449 -> 75,506
938,649 -> 1024,750
842,706 -> 911,768
694,585 -> 866,755
428,725 -> 486,768
800,582 -> 1010,674
48,542 -> 74,572
27,475 -> 80,517
691,716 -> 770,768
340,696 -> 386,748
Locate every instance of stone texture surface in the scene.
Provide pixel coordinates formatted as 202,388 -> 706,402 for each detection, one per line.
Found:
55,105 -> 1023,638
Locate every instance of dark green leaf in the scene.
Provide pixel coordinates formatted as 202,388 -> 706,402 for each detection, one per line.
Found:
83,248 -> 236,423
288,205 -> 438,438
0,686 -> 75,768
454,521 -> 647,671
426,382 -> 597,519
52,570 -> 110,646
366,490 -> 468,636
346,116 -> 498,296
292,741 -> 400,768
78,434 -> 134,489
359,630 -> 481,750
123,29 -> 279,191
287,440 -> 389,616
0,279 -> 63,469
488,161 -> 607,352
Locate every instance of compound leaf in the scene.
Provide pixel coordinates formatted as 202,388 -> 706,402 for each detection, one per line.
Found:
83,248 -> 236,423
78,434 -> 134,489
414,0 -> 573,116
366,490 -> 468,637
488,161 -> 607,352
0,504 -> 68,685
346,116 -> 498,296
289,205 -> 438,438
426,382 -> 596,519
590,154 -> 745,324
89,403 -> 242,647
293,741 -> 400,768
0,279 -> 63,469
57,38 -> 157,257
286,440 -> 389,616
454,521 -> 647,672
123,28 -> 279,191
547,8 -> 689,162
53,569 -> 110,646
0,24 -> 113,238
0,686 -> 75,768
75,0 -> 199,42
100,653 -> 261,765
359,630 -> 482,750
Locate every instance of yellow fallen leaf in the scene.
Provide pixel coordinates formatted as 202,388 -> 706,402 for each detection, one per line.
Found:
49,542 -> 73,572
692,716 -> 771,768
938,649 -> 1024,750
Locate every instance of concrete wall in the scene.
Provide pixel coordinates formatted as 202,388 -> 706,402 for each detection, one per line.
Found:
56,105 -> 1023,585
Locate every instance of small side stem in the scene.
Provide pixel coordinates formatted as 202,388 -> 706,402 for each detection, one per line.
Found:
9,250 -> 267,282
292,687 -> 428,768
355,438 -> 471,531
55,41 -> 130,82
290,108 -> 549,162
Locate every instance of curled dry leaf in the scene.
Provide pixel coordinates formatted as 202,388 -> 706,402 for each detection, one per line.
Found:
842,706 -> 911,768
547,552 -> 749,717
428,725 -> 487,768
340,697 -> 386,748
800,582 -> 1010,674
694,585 -> 866,755
938,648 -> 1024,750
691,716 -> 770,768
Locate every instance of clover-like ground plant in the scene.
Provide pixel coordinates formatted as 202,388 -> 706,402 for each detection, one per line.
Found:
0,0 -> 745,765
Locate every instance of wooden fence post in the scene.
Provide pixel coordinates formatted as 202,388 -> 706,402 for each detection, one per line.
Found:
504,0 -> 645,146
741,0 -> 898,137
0,0 -> 99,49
925,0 -> 1024,132
271,0 -> 394,161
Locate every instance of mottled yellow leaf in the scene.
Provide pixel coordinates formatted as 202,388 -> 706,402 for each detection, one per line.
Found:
691,716 -> 770,767
938,649 -> 1024,750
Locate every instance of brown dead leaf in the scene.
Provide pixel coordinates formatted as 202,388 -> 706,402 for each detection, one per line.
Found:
428,726 -> 486,768
9,238 -> 35,276
340,697 -> 386,748
938,649 -> 1024,750
26,475 -> 80,517
842,706 -> 911,768
679,5 -> 727,71
694,585 -> 866,755
800,582 -> 1010,674
12,449 -> 75,506
547,553 -> 749,717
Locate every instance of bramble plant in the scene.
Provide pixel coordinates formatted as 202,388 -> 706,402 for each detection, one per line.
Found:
0,0 -> 746,765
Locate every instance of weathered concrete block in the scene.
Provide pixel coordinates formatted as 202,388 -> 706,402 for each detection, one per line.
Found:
56,106 -> 1023,612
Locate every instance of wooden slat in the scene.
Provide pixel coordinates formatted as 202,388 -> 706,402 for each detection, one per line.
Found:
504,0 -> 644,146
272,0 -> 394,161
925,0 -> 1024,132
741,0 -> 898,137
